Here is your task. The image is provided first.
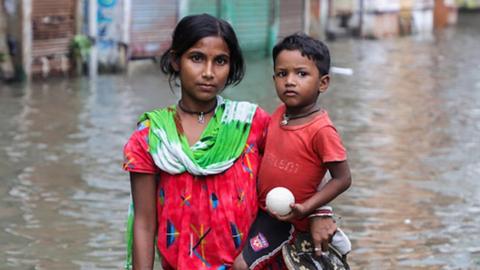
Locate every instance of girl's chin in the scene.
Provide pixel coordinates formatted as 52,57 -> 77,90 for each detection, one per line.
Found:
182,91 -> 218,101
198,92 -> 219,100
188,94 -> 218,103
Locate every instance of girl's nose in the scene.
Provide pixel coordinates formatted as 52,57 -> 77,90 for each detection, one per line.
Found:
202,62 -> 214,79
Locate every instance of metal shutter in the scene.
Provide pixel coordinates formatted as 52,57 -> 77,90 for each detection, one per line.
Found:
232,0 -> 271,53
187,0 -> 219,16
130,0 -> 177,59
279,0 -> 304,39
32,0 -> 75,74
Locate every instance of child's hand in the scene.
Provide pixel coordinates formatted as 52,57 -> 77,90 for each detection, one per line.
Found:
269,203 -> 309,222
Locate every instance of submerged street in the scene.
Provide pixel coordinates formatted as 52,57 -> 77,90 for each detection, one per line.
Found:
1,14 -> 479,270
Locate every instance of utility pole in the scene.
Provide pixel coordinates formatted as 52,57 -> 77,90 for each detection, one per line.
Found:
267,0 -> 279,56
19,0 -> 32,80
359,0 -> 364,37
178,0 -> 188,19
88,0 -> 98,78
319,0 -> 329,39
304,0 -> 311,34
121,0 -> 131,70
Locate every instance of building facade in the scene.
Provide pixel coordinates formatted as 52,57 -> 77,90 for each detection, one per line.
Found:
1,0 -> 464,80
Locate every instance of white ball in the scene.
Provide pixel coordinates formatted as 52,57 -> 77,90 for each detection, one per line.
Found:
266,187 -> 295,216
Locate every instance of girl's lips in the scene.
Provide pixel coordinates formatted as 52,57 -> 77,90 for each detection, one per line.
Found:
198,84 -> 216,91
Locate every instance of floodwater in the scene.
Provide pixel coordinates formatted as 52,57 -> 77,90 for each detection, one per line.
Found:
1,14 -> 479,270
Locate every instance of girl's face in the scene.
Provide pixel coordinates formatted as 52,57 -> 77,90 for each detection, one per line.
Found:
174,36 -> 231,103
273,49 -> 329,110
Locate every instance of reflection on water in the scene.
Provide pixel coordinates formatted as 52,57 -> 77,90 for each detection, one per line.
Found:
1,14 -> 480,270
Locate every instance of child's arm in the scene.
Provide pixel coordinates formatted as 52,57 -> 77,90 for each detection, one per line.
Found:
274,160 -> 351,221
298,160 -> 351,214
275,160 -> 351,255
130,172 -> 158,270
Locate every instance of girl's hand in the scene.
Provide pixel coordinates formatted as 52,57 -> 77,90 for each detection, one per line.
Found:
310,216 -> 336,256
269,203 -> 309,222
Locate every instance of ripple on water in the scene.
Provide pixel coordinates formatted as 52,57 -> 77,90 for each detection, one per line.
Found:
2,14 -> 480,270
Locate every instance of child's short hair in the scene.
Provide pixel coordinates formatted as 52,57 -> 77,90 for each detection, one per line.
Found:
160,13 -> 245,89
272,33 -> 330,76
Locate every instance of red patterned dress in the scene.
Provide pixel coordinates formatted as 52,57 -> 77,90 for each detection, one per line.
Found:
123,106 -> 269,269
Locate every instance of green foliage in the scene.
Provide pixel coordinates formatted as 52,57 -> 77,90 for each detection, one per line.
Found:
70,35 -> 92,61
0,51 -> 5,63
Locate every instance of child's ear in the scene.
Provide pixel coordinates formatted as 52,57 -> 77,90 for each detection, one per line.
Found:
318,74 -> 330,93
170,50 -> 180,72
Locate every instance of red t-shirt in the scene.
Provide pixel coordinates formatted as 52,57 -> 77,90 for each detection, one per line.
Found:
258,105 -> 347,231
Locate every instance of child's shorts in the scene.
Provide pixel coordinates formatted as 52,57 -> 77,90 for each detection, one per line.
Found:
241,210 -> 295,270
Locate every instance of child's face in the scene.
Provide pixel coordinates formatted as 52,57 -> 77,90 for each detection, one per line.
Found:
273,50 -> 329,109
173,36 -> 231,103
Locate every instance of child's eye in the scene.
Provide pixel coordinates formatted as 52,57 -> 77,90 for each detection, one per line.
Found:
297,71 -> 308,77
276,71 -> 287,77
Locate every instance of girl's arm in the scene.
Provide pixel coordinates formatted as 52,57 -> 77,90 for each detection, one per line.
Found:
309,215 -> 337,254
130,172 -> 158,270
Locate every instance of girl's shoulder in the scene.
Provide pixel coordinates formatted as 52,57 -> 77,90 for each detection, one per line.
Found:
254,106 -> 271,123
248,106 -> 270,133
227,99 -> 271,122
136,118 -> 151,131
137,105 -> 176,126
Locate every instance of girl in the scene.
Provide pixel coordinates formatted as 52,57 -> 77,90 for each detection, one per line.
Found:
123,14 -> 270,269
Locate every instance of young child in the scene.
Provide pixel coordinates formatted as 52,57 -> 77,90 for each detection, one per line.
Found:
234,33 -> 352,269
123,14 -> 270,270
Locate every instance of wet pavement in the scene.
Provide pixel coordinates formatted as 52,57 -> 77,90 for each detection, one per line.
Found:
1,13 -> 480,270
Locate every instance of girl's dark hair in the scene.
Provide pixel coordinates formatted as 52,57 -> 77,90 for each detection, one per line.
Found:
272,33 -> 330,76
160,13 -> 245,89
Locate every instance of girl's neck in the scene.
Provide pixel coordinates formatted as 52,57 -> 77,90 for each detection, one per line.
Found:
179,97 -> 218,113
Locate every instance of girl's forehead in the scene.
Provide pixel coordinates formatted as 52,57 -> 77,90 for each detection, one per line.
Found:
188,36 -> 230,54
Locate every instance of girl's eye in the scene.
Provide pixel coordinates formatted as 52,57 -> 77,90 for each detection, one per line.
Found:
215,57 -> 228,65
191,54 -> 203,62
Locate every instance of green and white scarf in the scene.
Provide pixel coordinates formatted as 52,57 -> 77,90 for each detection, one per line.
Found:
143,96 -> 257,175
125,96 -> 257,269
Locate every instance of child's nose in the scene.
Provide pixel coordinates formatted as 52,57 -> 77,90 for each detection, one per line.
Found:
285,74 -> 295,85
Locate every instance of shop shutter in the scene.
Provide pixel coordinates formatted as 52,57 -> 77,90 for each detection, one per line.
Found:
130,0 -> 177,59
279,0 -> 304,39
184,0 -> 273,53
231,0 -> 271,53
31,0 -> 75,74
187,0 -> 219,16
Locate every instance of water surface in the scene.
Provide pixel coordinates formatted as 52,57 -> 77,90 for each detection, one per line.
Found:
1,14 -> 479,270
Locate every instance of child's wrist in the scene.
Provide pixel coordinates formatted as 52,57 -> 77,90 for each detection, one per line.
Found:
307,205 -> 334,219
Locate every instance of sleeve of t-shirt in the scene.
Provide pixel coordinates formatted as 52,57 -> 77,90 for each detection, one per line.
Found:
312,126 -> 347,163
122,120 -> 159,174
